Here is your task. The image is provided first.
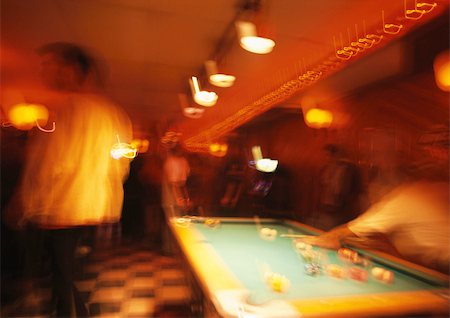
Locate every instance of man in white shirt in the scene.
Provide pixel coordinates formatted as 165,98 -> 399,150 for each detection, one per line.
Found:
6,42 -> 132,316
302,129 -> 449,274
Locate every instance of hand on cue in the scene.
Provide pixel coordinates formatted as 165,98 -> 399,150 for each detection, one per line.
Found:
296,235 -> 341,250
297,225 -> 357,250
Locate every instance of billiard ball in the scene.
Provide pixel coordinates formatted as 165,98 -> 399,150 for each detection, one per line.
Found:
326,264 -> 346,279
295,241 -> 312,252
371,267 -> 383,278
300,250 -> 318,263
305,263 -> 321,276
204,218 -> 220,228
372,267 -> 394,283
268,273 -> 290,293
355,256 -> 371,267
338,248 -> 359,263
348,266 -> 368,282
173,217 -> 191,228
259,227 -> 277,240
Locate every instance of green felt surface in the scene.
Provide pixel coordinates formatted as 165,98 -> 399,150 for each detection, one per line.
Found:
193,219 -> 443,305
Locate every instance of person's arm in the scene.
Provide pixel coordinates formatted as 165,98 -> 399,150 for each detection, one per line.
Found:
170,182 -> 191,209
301,224 -> 357,249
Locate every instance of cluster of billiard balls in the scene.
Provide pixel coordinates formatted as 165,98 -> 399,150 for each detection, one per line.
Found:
295,244 -> 394,283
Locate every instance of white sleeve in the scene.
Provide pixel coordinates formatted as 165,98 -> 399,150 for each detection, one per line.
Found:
348,190 -> 408,236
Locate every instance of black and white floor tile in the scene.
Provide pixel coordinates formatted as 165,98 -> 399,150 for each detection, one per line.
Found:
2,243 -> 194,318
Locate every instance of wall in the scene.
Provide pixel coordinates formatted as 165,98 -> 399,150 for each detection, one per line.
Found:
237,69 -> 449,228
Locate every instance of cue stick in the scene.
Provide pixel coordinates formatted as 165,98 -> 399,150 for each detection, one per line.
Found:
280,234 -> 311,238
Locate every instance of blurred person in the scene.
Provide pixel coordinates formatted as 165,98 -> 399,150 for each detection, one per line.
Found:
301,129 -> 449,274
247,169 -> 275,212
220,161 -> 246,210
365,158 -> 405,206
161,142 -> 192,219
160,141 -> 191,255
4,42 -> 132,316
121,155 -> 146,241
316,144 -> 363,230
363,129 -> 407,207
219,143 -> 248,212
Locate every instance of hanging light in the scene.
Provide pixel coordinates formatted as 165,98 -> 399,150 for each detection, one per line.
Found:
205,60 -> 236,88
183,107 -> 205,118
178,93 -> 205,119
304,108 -> 333,129
236,20 -> 275,54
256,158 -> 278,173
433,50 -> 450,92
251,146 -> 278,172
189,76 -> 218,107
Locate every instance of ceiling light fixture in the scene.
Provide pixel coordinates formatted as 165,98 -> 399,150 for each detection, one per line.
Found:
189,76 -> 218,107
205,60 -> 236,88
178,93 -> 205,119
236,21 -> 275,54
251,145 -> 278,172
256,158 -> 278,173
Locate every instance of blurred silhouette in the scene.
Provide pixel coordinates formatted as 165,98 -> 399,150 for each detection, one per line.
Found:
121,156 -> 146,241
160,142 -> 191,255
0,128 -> 29,307
220,161 -> 246,210
359,128 -> 407,207
316,144 -> 363,230
4,42 -> 132,317
161,143 -> 192,219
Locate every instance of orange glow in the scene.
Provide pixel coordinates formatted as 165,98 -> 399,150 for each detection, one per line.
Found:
305,108 -> 333,128
8,103 -> 49,130
433,50 -> 450,92
209,143 -> 228,157
131,138 -> 149,153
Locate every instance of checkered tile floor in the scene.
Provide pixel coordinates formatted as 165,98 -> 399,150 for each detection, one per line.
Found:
2,243 -> 194,317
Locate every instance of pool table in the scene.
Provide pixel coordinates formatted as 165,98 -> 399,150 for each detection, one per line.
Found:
169,217 -> 449,318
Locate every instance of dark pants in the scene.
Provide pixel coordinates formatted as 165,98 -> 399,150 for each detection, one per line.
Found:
44,227 -> 88,317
